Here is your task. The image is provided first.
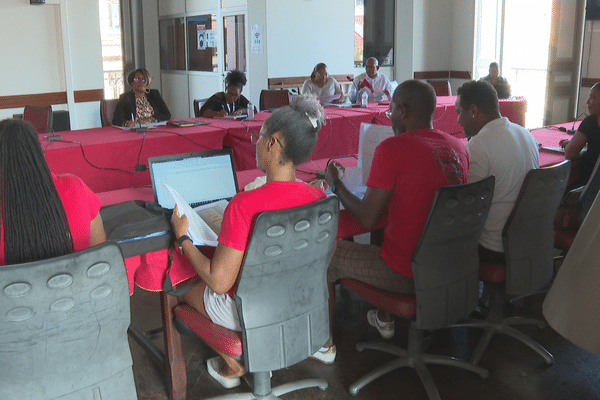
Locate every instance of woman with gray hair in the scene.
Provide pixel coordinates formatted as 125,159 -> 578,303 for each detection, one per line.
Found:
170,95 -> 327,389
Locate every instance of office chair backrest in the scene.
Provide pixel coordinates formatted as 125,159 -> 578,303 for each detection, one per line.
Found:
427,79 -> 452,96
235,196 -> 339,373
0,242 -> 137,400
193,98 -> 208,117
578,155 -> 600,223
23,104 -> 53,133
503,160 -> 570,296
100,98 -> 119,127
259,89 -> 290,111
412,175 -> 495,330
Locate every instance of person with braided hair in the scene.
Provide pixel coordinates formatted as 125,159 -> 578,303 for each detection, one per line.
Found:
0,119 -> 106,265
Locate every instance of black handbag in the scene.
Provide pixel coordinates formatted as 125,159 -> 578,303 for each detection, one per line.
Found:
100,200 -> 173,258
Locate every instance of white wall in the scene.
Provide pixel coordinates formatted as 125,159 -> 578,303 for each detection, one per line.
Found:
0,1 -> 65,120
246,0 -> 268,107
0,0 -> 104,129
412,0 -> 454,72
264,0 -> 355,78
394,0 -> 414,83
143,0 -> 162,91
66,0 -> 104,129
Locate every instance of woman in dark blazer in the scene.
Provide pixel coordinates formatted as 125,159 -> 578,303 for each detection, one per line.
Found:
112,68 -> 171,127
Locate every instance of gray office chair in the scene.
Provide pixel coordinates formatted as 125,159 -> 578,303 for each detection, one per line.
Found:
0,242 -> 137,400
461,160 -> 571,365
340,176 -> 494,399
170,196 -> 339,399
555,156 -> 600,251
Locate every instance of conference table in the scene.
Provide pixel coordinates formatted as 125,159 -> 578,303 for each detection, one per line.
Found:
42,96 -> 528,194
365,96 -> 528,134
222,96 -> 528,172
43,123 -> 228,193
220,107 -> 378,171
100,117 -> 576,295
92,112 -> 574,399
98,156 -> 361,295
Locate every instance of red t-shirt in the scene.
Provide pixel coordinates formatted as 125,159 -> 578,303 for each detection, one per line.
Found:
218,181 -> 327,295
0,173 -> 102,264
366,129 -> 469,278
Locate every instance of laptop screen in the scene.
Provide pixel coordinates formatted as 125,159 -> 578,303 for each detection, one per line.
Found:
148,149 -> 239,210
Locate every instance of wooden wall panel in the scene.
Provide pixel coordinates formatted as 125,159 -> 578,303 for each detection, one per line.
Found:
0,89 -> 105,110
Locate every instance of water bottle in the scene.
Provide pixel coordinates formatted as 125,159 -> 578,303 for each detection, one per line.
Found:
247,102 -> 254,120
361,92 -> 368,108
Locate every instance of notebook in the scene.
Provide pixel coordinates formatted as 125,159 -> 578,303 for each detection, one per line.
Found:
166,119 -> 209,127
148,149 -> 239,211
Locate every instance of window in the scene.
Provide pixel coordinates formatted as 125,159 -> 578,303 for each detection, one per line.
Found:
99,0 -> 124,99
159,18 -> 186,71
354,0 -> 395,67
223,15 -> 246,72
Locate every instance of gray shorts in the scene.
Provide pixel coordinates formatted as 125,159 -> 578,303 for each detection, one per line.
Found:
204,286 -> 242,332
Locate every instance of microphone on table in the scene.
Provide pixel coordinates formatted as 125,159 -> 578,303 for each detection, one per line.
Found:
567,113 -> 586,135
129,113 -> 148,132
347,76 -> 353,82
130,120 -> 148,133
44,128 -> 62,141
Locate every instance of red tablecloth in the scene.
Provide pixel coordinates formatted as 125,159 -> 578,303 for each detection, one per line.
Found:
43,124 -> 228,193
98,157 -> 363,295
532,122 -> 579,179
100,119 -> 575,295
220,110 -> 377,171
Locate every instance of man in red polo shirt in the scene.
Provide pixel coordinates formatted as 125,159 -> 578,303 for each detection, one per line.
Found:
313,79 -> 469,364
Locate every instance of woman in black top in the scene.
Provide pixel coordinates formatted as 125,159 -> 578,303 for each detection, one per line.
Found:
112,68 -> 171,127
200,70 -> 255,118
560,82 -> 600,185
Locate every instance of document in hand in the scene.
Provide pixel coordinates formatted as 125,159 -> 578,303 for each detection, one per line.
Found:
165,184 -> 228,247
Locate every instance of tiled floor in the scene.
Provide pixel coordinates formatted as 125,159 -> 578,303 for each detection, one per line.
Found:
130,281 -> 600,400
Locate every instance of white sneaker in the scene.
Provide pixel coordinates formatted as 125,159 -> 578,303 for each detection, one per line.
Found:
367,309 -> 395,340
310,345 -> 337,364
206,357 -> 242,389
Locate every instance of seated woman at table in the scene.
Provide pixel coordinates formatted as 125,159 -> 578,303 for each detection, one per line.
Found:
0,119 -> 106,265
301,63 -> 344,103
171,95 -> 326,388
560,82 -> 600,186
480,62 -> 511,99
200,70 -> 256,118
112,68 -> 171,127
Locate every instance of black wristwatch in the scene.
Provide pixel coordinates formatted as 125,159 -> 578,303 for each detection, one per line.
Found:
176,235 -> 191,254
330,178 -> 342,194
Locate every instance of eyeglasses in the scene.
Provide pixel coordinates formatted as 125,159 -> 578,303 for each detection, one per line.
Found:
385,103 -> 409,119
133,77 -> 147,84
250,130 -> 284,148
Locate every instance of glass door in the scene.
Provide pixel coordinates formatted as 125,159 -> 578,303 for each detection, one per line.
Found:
220,10 -> 249,102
